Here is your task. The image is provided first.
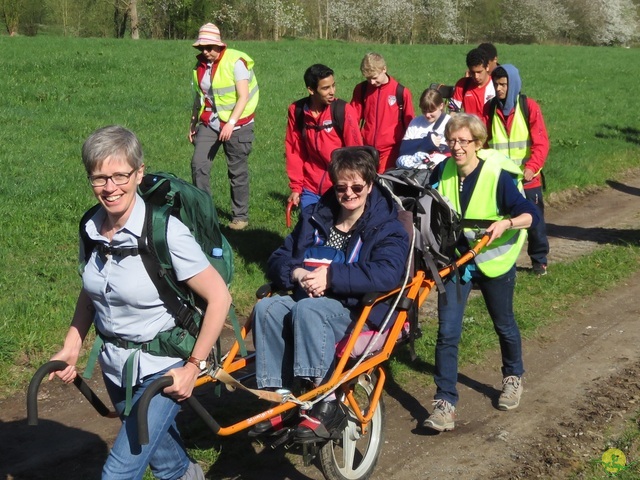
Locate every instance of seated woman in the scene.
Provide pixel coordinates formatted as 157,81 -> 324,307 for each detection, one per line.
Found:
396,88 -> 451,170
253,146 -> 409,441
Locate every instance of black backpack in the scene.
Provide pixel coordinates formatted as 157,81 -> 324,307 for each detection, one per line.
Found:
378,168 -> 462,295
293,97 -> 347,140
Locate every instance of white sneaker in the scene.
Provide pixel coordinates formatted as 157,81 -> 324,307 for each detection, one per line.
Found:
421,399 -> 456,432
498,375 -> 523,410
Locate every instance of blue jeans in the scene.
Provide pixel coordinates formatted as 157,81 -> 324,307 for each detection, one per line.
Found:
434,266 -> 524,406
525,186 -> 549,266
254,295 -> 354,389
102,362 -> 190,480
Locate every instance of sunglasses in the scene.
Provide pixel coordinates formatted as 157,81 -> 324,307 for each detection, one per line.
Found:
334,183 -> 367,194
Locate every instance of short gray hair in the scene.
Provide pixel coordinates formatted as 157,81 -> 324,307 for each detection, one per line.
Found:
81,125 -> 143,174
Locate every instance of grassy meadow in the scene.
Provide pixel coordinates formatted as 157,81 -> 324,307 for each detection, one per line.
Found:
1,36 -> 639,402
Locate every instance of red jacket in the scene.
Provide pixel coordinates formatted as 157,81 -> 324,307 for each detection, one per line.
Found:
450,76 -> 495,124
486,98 -> 550,190
350,76 -> 414,173
285,99 -> 363,195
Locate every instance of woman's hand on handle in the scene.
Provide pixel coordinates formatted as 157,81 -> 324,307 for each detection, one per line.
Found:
485,213 -> 533,246
164,364 -> 200,402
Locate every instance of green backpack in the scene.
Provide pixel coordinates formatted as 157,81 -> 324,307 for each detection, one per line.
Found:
80,172 -> 241,414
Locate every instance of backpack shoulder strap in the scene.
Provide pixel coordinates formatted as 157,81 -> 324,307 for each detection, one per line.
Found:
519,94 -> 530,134
330,98 -> 346,140
138,202 -> 200,337
79,204 -> 102,263
359,80 -> 367,105
396,83 -> 406,126
293,97 -> 309,139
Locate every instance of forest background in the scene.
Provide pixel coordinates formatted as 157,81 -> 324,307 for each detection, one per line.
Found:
1,0 -> 639,46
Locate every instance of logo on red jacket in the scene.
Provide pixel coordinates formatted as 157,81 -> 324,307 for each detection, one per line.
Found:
388,95 -> 397,106
323,120 -> 334,132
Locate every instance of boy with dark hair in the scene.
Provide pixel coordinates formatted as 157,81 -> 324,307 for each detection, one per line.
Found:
285,64 -> 363,209
449,48 -> 496,122
477,42 -> 499,73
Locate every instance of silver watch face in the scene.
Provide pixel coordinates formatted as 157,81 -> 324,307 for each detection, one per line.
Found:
198,360 -> 207,370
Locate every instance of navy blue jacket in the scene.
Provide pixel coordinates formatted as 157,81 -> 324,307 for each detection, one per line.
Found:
268,183 -> 410,328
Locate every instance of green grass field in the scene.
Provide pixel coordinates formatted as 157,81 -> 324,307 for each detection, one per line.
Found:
1,36 -> 639,400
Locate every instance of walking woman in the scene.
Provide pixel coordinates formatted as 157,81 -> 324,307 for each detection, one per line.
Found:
422,114 -> 539,432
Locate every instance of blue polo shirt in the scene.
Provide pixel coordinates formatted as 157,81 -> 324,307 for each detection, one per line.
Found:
80,194 -> 209,387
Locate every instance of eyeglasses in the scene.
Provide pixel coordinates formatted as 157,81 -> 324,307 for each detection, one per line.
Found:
88,168 -> 138,187
334,183 -> 367,194
197,45 -> 216,52
446,138 -> 475,148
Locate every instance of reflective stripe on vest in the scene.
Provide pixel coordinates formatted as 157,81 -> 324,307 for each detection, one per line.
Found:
192,49 -> 259,123
438,156 -> 526,278
488,99 -> 531,167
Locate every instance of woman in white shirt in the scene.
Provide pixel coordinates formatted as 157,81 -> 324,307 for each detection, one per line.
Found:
49,125 -> 231,480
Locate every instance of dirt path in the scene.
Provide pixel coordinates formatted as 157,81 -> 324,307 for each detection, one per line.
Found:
2,176 -> 640,480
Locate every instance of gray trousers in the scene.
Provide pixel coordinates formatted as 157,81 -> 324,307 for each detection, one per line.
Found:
191,123 -> 254,221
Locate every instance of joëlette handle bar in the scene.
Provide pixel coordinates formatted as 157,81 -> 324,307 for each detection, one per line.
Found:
285,200 -> 295,228
137,375 -> 220,445
27,360 -> 115,426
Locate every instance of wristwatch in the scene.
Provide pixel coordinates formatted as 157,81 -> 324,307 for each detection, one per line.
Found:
228,118 -> 237,125
186,356 -> 207,371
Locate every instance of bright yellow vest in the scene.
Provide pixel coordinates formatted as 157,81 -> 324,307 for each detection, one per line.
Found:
488,99 -> 531,167
438,150 -> 526,277
192,48 -> 259,123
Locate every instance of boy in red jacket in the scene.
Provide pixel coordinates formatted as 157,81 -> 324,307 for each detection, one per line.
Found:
286,64 -> 363,209
350,53 -> 414,173
487,64 -> 550,275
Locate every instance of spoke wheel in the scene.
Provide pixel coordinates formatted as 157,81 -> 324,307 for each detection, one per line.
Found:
319,374 -> 385,480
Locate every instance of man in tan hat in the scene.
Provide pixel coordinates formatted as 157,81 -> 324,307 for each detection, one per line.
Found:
189,23 -> 259,231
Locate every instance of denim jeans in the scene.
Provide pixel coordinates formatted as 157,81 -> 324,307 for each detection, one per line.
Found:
254,295 -> 354,389
434,266 -> 524,406
102,362 -> 190,480
525,186 -> 549,266
191,123 -> 253,221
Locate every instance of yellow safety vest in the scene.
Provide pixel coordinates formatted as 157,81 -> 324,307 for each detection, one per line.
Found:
438,150 -> 526,278
192,48 -> 259,123
488,99 -> 531,167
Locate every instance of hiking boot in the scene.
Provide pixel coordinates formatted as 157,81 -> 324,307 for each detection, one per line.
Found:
228,219 -> 249,230
532,263 -> 547,276
421,399 -> 455,432
294,400 -> 348,443
498,375 -> 523,410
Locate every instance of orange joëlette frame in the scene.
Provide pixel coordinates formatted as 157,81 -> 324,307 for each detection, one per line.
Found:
191,234 -> 490,437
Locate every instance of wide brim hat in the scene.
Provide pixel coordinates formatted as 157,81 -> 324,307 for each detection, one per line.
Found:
193,23 -> 226,48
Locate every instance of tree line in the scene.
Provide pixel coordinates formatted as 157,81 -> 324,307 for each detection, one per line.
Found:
2,0 -> 638,46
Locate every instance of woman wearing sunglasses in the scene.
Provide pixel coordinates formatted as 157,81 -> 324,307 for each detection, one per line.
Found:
251,146 -> 409,442
189,23 -> 259,231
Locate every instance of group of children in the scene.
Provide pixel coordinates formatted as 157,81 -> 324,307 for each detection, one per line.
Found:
285,43 -> 550,274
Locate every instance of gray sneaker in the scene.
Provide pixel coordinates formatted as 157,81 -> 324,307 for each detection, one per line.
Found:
421,399 -> 455,432
498,375 -> 523,410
